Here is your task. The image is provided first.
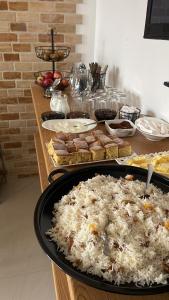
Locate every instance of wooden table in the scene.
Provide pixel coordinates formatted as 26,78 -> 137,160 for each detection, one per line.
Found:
31,84 -> 169,300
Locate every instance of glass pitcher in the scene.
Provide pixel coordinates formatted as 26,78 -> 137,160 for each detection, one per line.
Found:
50,91 -> 70,116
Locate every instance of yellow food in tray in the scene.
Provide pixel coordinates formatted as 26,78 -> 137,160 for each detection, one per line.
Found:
152,155 -> 169,175
127,156 -> 151,169
126,153 -> 169,176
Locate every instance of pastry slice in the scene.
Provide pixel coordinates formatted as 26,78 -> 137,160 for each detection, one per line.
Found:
67,133 -> 78,141
118,141 -> 132,157
47,139 -> 66,156
69,152 -> 79,165
112,137 -> 124,145
53,150 -> 71,165
78,149 -> 92,162
90,145 -> 105,161
53,143 -> 67,151
89,141 -> 101,148
92,129 -> 104,137
79,133 -> 88,139
73,137 -> 85,143
74,140 -> 88,151
54,132 -> 67,141
104,143 -> 118,159
47,139 -> 55,156
66,141 -> 76,153
52,138 -> 65,145
98,134 -> 113,146
85,135 -> 96,144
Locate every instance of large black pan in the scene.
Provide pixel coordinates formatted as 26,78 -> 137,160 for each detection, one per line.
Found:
34,165 -> 169,295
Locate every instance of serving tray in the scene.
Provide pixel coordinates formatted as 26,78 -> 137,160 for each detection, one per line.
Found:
46,143 -> 134,168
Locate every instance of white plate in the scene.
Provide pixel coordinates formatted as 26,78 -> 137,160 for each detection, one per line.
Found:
42,118 -> 97,134
135,117 -> 169,141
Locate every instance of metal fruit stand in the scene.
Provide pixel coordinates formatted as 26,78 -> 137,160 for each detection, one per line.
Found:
35,29 -> 71,74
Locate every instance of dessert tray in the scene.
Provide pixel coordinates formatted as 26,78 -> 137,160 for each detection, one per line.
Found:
116,151 -> 169,177
46,129 -> 132,168
49,153 -> 125,168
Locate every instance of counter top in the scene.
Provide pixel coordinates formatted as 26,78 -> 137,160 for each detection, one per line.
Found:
31,84 -> 169,300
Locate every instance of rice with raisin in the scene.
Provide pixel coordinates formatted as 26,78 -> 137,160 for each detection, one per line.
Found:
47,175 -> 169,285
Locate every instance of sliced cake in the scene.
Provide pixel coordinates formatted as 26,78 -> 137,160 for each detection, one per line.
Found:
104,143 -> 118,159
90,145 -> 105,160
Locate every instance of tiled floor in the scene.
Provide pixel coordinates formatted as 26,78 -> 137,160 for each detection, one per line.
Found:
0,175 -> 55,300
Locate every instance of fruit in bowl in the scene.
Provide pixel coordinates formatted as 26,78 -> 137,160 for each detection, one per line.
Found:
53,71 -> 62,80
34,70 -> 70,91
57,78 -> 69,91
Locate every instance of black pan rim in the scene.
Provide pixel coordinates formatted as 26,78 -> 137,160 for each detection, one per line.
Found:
34,164 -> 169,295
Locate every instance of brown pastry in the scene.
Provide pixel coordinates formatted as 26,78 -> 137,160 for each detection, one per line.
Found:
104,143 -> 118,159
118,141 -> 132,157
112,137 -> 124,145
98,134 -> 113,146
53,150 -> 71,165
89,141 -> 101,148
92,129 -> 104,137
54,132 -> 67,141
69,152 -> 79,165
78,149 -> 92,162
73,137 -> 85,143
52,138 -> 65,145
79,133 -> 88,139
67,133 -> 78,141
66,141 -> 76,153
85,135 -> 96,144
53,143 -> 67,151
74,140 -> 88,151
90,145 -> 105,160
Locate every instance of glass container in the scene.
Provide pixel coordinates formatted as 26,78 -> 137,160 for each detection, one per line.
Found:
50,91 -> 70,116
67,96 -> 89,119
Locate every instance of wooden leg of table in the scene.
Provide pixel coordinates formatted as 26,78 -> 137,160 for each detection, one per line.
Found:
52,262 -> 71,300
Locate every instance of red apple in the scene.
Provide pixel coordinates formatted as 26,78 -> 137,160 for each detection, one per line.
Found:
53,71 -> 62,80
57,79 -> 69,91
61,78 -> 69,88
42,78 -> 53,88
44,72 -> 54,80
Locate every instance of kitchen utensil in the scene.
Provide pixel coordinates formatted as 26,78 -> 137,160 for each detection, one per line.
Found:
34,165 -> 169,295
145,163 -> 154,191
143,164 -> 154,197
73,120 -> 105,128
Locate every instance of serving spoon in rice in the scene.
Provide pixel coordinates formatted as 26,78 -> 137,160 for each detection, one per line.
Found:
142,164 -> 154,198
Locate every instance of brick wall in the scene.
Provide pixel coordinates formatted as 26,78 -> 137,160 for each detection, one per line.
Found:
0,0 -> 82,177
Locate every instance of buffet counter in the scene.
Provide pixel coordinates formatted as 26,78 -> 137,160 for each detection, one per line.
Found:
31,84 -> 169,300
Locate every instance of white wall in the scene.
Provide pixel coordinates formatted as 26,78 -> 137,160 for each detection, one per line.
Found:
76,0 -> 96,65
94,0 -> 169,121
